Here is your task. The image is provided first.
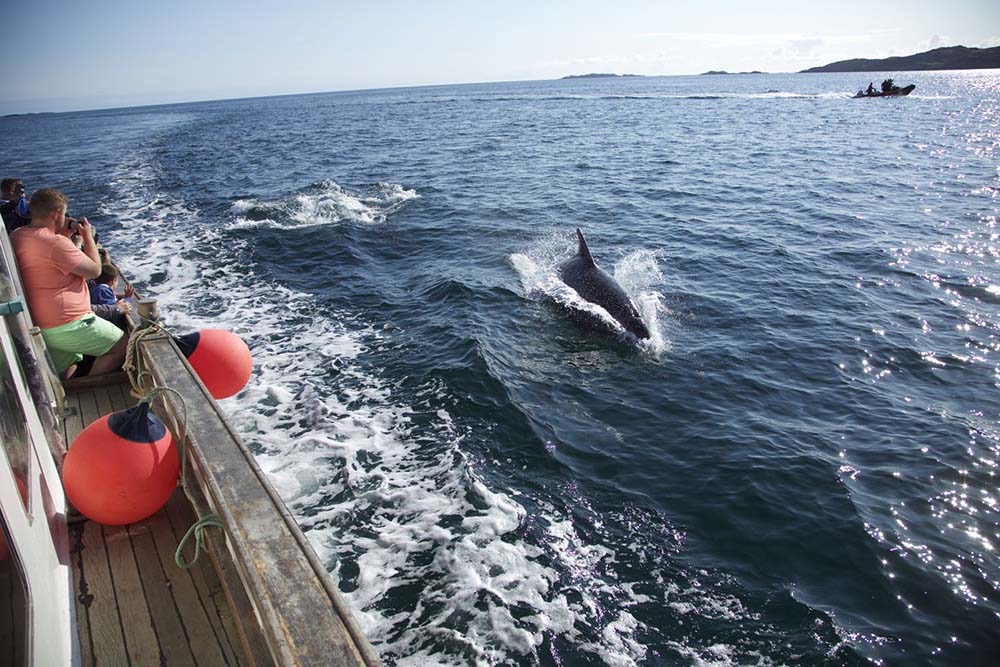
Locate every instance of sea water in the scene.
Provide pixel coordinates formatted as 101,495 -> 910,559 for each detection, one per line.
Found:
3,70 -> 999,665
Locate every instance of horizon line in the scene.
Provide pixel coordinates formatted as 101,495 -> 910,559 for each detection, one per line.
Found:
8,65 -> 1000,117
3,71 -> 775,117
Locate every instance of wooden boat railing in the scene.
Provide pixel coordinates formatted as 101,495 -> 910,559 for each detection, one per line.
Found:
130,324 -> 380,666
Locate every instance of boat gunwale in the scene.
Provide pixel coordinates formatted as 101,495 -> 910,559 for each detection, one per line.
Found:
132,328 -> 380,667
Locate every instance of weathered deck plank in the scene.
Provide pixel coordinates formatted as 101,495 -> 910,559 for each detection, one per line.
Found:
77,521 -> 130,666
68,523 -> 94,666
63,369 -> 130,391
162,492 -> 246,667
61,390 -> 84,448
92,380 -> 115,420
141,498 -> 232,666
127,519 -> 198,664
169,467 -> 276,667
109,383 -> 132,412
102,523 -> 162,665
75,389 -> 100,437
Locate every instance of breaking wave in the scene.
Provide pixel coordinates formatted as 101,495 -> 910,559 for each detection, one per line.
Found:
229,180 -> 418,230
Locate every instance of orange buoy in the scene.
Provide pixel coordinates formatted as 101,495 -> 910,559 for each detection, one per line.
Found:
63,403 -> 178,526
175,329 -> 252,399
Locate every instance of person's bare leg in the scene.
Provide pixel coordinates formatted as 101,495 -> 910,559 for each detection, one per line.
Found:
61,364 -> 77,380
88,333 -> 129,376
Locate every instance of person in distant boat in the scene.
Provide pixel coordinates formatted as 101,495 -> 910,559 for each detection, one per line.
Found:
10,188 -> 128,378
881,79 -> 894,93
866,82 -> 875,96
1,178 -> 30,234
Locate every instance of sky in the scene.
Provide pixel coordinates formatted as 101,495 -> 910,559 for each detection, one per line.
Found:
1,0 -> 998,114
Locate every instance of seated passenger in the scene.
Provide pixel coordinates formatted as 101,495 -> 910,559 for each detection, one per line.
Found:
1,179 -> 30,234
11,189 -> 128,378
90,264 -> 121,305
88,263 -> 134,330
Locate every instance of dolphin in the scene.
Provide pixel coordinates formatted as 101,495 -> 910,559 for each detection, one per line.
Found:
558,228 -> 651,339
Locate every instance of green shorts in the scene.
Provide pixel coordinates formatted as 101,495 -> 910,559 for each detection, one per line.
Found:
41,314 -> 124,372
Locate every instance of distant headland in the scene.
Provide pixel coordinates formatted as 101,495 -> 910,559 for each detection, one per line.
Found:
800,45 -> 1000,73
700,70 -> 764,75
560,73 -> 644,79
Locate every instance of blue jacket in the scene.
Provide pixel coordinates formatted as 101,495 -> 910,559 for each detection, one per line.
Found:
89,283 -> 117,306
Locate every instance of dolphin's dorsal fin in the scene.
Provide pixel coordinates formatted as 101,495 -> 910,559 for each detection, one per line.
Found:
576,228 -> 595,267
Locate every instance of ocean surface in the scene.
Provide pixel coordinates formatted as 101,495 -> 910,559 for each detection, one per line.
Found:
3,70 -> 1000,666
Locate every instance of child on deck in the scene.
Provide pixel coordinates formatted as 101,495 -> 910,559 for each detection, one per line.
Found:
89,263 -> 134,330
89,263 -> 123,306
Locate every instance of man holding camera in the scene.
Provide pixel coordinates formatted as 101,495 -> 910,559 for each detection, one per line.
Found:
10,188 -> 127,378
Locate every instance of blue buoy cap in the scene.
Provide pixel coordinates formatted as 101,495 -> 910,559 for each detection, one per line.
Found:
174,331 -> 200,358
107,402 -> 167,443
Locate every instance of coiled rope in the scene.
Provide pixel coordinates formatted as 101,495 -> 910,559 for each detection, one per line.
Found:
125,326 -> 223,569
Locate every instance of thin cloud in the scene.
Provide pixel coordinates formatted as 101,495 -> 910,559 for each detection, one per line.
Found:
634,29 -> 900,48
923,34 -> 948,50
539,52 -> 674,69
541,55 -> 630,68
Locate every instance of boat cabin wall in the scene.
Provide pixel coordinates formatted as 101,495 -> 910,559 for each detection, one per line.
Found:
0,226 -> 76,666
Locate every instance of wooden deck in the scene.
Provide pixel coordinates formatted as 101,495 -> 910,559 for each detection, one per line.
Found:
63,380 -> 255,666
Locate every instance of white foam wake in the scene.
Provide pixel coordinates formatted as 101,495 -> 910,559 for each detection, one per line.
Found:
229,180 -> 418,230
100,158 -> 664,665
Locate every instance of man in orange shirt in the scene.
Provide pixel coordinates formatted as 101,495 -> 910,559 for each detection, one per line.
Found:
11,189 -> 127,378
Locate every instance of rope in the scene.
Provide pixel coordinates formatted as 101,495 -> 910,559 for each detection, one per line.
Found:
129,338 -> 224,569
124,323 -> 167,400
175,515 -> 225,569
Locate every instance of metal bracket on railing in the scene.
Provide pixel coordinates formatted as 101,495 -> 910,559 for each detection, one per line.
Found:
0,298 -> 24,316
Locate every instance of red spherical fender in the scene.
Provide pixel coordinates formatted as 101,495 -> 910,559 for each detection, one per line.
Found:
175,329 -> 252,399
63,403 -> 178,526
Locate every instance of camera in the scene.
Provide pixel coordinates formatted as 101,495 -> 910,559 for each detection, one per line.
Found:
67,217 -> 98,243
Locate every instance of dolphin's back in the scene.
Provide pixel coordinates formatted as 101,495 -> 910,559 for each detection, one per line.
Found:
557,229 -> 651,339
576,228 -> 595,266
